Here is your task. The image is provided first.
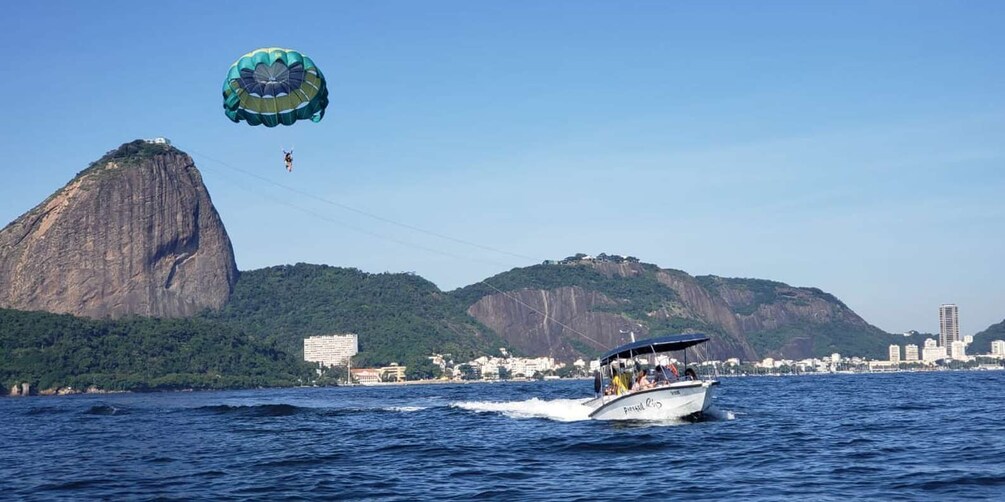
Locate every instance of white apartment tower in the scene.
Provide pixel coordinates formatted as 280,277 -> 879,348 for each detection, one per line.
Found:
904,344 -> 919,362
939,304 -> 959,350
991,340 -> 1005,357
922,338 -> 946,363
888,344 -> 901,363
304,334 -> 359,367
950,340 -> 967,361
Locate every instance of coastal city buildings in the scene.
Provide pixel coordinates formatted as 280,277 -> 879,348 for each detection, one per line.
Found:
379,364 -> 407,382
922,338 -> 946,363
993,340 -> 1005,357
347,335 -> 1004,384
350,368 -> 381,384
463,354 -> 563,380
888,345 -> 901,363
303,334 -> 358,367
905,344 -> 919,362
344,364 -> 408,384
950,340 -> 968,361
939,304 -> 960,350
308,305 -> 1003,383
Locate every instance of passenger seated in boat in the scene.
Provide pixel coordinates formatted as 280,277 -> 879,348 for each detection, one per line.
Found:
615,371 -> 630,395
653,365 -> 670,385
605,370 -> 630,395
604,377 -> 616,395
633,369 -> 652,391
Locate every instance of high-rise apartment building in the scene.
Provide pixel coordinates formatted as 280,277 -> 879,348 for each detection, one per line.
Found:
904,344 -> 919,361
888,345 -> 901,363
950,340 -> 967,361
991,340 -> 1005,357
304,334 -> 359,367
939,304 -> 959,349
922,338 -> 946,362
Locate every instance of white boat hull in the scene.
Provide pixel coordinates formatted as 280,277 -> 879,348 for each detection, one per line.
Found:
583,380 -> 717,421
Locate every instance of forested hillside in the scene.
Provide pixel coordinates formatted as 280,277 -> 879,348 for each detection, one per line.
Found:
972,319 -> 1005,354
203,264 -> 506,367
3,255 -> 928,395
0,308 -> 311,393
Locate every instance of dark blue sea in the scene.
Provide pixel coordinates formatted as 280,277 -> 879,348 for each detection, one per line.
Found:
2,371 -> 1003,500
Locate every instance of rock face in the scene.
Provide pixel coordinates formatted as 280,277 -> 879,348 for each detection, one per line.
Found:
463,258 -> 887,361
467,286 -> 643,361
0,140 -> 238,319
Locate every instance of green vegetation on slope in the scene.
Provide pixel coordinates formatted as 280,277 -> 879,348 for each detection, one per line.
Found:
745,323 -> 891,360
972,319 -> 1005,354
695,276 -> 787,315
0,308 -> 312,392
203,263 -> 505,368
81,139 -> 176,173
452,262 -> 681,320
454,260 -> 894,360
1,256 -> 917,394
452,261 -> 718,348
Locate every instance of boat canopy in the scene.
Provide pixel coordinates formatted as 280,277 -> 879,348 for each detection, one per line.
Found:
599,333 -> 710,366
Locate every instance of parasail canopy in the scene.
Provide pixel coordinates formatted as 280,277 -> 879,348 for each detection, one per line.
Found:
222,47 -> 329,127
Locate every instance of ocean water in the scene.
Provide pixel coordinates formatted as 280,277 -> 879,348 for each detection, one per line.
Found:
2,371 -> 1003,500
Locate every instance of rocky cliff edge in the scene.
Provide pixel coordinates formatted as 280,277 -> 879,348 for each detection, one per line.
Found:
0,140 -> 238,318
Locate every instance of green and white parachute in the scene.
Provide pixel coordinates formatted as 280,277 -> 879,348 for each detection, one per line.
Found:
222,47 -> 329,127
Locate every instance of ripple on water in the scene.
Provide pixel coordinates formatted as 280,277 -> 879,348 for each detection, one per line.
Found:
83,404 -> 126,416
1,372 -> 1002,499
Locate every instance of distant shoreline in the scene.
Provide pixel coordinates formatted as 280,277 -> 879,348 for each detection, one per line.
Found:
6,367 -> 1001,398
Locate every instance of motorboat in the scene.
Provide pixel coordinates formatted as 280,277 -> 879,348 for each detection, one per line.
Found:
583,333 -> 719,420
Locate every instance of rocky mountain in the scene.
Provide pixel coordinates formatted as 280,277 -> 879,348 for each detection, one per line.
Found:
0,140 -> 238,319
0,137 -> 901,366
452,254 -> 891,361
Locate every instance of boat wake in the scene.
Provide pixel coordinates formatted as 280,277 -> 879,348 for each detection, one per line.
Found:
451,398 -> 593,422
383,406 -> 427,413
706,406 -> 736,421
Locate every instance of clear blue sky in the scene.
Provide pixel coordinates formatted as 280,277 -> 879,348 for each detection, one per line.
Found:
2,1 -> 1002,336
